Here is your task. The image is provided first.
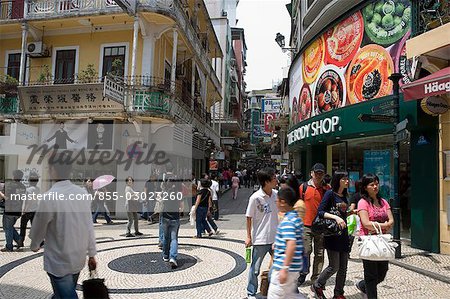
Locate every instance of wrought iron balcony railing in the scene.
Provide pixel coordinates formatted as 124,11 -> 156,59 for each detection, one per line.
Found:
413,0 -> 450,36
0,0 -> 24,20
0,96 -> 18,114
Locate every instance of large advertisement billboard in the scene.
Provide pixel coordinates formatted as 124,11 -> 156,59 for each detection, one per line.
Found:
290,0 -> 412,126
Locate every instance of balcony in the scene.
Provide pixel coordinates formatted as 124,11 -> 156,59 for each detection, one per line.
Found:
0,0 -> 24,20
413,0 -> 450,36
0,96 -> 18,114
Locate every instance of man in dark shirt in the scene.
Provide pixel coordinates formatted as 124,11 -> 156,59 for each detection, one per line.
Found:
46,122 -> 76,149
161,163 -> 183,269
2,170 -> 26,252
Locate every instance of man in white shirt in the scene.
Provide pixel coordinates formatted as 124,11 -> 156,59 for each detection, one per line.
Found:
30,156 -> 97,299
245,167 -> 279,299
210,173 -> 220,220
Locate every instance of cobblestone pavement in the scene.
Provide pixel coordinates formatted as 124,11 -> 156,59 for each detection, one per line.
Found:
1,187 -> 450,298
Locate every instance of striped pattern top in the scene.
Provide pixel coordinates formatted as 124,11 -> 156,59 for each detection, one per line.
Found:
272,210 -> 304,272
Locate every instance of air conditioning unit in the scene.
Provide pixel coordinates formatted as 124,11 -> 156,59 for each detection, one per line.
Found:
26,42 -> 50,57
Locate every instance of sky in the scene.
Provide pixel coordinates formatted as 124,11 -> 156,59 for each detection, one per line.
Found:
236,0 -> 292,91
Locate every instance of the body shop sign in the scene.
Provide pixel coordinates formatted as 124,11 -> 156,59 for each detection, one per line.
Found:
288,116 -> 341,145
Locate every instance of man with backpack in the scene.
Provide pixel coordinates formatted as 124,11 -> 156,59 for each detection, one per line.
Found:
297,163 -> 328,286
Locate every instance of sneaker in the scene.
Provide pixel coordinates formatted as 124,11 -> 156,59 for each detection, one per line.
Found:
356,280 -> 366,294
297,273 -> 307,286
135,232 -> 144,236
215,229 -> 220,235
163,256 -> 169,262
125,233 -> 134,237
311,284 -> 327,299
169,258 -> 178,269
1,247 -> 13,252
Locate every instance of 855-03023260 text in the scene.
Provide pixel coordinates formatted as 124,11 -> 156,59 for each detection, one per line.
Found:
9,191 -> 184,202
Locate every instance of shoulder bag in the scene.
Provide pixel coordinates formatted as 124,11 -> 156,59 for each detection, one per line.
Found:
82,270 -> 110,299
358,222 -> 398,261
311,194 -> 343,236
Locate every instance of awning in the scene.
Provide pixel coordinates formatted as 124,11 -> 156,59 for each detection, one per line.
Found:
402,67 -> 450,101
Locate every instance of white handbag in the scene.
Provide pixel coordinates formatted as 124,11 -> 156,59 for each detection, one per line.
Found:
358,222 -> 398,261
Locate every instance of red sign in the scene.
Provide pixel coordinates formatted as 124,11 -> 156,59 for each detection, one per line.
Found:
402,67 -> 450,101
264,113 -> 276,132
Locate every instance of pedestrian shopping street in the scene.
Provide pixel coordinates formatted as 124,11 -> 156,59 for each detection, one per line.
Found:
0,187 -> 449,299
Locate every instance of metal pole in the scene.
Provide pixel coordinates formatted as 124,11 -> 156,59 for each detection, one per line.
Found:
388,73 -> 402,258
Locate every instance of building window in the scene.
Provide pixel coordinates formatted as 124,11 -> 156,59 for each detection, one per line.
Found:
102,46 -> 126,77
55,49 -> 76,84
7,53 -> 21,81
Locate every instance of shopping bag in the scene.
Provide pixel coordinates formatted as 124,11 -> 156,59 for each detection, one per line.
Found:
82,270 -> 109,299
358,222 -> 397,261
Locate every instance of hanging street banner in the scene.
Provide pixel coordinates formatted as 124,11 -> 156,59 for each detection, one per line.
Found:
262,99 -> 282,114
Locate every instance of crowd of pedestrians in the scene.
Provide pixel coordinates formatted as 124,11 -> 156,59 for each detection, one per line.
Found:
245,164 -> 395,299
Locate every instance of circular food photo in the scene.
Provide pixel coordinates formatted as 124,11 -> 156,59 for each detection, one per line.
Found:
363,0 -> 411,46
324,11 -> 364,67
314,66 -> 346,114
302,36 -> 325,84
291,97 -> 299,125
298,84 -> 312,121
346,44 -> 394,104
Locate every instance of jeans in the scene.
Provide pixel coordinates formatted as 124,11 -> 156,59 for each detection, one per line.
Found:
20,212 -> 35,241
195,206 -> 211,237
362,260 -> 389,299
162,217 -> 180,260
247,244 -> 273,296
126,212 -> 139,234
3,215 -> 20,250
268,270 -> 305,299
316,249 -> 349,296
48,272 -> 80,299
302,226 -> 324,282
159,214 -> 164,244
206,213 -> 218,232
92,209 -> 112,223
212,200 -> 219,220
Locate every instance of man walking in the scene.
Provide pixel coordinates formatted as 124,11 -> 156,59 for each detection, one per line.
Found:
30,156 -> 97,299
1,170 -> 26,252
161,163 -> 183,269
245,167 -> 279,299
297,163 -> 328,285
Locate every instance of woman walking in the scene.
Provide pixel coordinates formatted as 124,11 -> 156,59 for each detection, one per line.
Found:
193,179 -> 213,238
356,174 -> 394,299
311,170 -> 350,299
231,172 -> 240,200
125,176 -> 143,237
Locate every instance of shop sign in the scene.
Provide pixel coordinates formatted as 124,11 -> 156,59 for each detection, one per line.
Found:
18,83 -> 124,114
14,123 -> 39,146
288,116 -> 340,145
262,99 -> 282,114
420,96 -> 449,116
103,76 -> 124,103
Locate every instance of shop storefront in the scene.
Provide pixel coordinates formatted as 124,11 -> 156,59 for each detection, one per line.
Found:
287,0 -> 442,252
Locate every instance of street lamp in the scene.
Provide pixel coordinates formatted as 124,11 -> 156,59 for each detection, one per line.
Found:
275,33 -> 295,53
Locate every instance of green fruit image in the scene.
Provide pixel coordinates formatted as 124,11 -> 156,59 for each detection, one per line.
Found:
376,28 -> 388,38
363,4 -> 374,20
374,1 -> 384,14
395,3 -> 405,16
383,1 -> 395,15
402,7 -> 411,23
382,14 -> 395,30
394,15 -> 402,26
373,13 -> 382,25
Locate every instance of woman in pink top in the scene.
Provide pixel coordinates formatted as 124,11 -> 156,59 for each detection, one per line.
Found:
231,172 -> 240,200
356,174 -> 394,299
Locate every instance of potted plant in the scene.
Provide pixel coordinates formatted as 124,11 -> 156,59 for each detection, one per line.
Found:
0,74 -> 19,97
37,65 -> 51,84
78,64 -> 98,83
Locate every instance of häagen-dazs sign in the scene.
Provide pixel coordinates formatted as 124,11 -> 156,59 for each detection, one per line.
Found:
421,96 -> 449,116
288,116 -> 340,145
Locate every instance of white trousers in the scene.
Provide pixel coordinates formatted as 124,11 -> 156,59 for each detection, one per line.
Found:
268,270 -> 306,299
